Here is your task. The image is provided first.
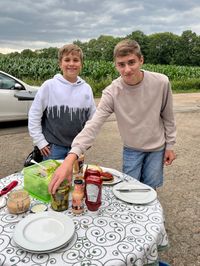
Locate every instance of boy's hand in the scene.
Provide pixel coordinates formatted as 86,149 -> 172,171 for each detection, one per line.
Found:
48,153 -> 78,194
164,150 -> 176,166
40,145 -> 51,157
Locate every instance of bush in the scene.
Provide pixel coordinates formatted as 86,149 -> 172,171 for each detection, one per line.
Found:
171,79 -> 200,93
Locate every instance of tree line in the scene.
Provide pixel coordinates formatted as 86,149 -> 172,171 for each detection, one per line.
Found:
1,30 -> 200,66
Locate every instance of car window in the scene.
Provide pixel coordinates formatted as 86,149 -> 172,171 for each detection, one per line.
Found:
0,73 -> 17,90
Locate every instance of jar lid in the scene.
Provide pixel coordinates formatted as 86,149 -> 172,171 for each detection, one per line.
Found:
8,189 -> 29,200
30,203 -> 48,213
74,179 -> 83,185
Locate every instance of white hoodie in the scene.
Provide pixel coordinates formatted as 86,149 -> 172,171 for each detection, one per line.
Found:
28,74 -> 96,149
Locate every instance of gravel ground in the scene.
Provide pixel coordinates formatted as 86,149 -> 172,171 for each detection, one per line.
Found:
0,93 -> 200,266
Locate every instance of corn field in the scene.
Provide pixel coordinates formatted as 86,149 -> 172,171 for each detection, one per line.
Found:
1,57 -> 200,95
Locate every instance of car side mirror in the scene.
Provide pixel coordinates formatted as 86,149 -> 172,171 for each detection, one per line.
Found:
14,83 -> 23,90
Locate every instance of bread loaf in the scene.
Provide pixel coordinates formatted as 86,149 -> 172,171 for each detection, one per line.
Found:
87,164 -> 102,172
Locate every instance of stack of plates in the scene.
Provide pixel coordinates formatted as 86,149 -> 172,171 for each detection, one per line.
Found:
13,211 -> 75,253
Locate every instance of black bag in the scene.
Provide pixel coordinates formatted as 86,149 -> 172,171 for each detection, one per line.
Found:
24,146 -> 43,167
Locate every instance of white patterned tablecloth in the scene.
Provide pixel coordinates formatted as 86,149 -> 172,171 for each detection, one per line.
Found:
0,171 -> 168,266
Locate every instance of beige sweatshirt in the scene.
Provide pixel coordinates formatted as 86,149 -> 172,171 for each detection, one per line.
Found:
70,70 -> 176,156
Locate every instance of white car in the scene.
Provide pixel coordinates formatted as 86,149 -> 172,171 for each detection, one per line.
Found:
0,70 -> 39,122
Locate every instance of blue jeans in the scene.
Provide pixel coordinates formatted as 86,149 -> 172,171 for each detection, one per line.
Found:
123,146 -> 165,188
43,144 -> 71,160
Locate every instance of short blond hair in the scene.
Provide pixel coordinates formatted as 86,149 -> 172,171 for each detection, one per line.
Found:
113,39 -> 142,60
58,44 -> 83,63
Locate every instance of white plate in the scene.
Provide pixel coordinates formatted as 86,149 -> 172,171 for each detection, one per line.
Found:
16,233 -> 75,253
113,181 -> 157,204
13,211 -> 75,252
101,167 -> 122,185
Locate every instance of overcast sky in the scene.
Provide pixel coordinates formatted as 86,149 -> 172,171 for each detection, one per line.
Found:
0,0 -> 200,54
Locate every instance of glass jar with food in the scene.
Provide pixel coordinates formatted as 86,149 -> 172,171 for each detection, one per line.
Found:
72,179 -> 84,215
7,189 -> 31,214
51,180 -> 70,211
73,154 -> 85,174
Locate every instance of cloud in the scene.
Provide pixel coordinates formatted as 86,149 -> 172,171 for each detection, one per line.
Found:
0,0 -> 199,53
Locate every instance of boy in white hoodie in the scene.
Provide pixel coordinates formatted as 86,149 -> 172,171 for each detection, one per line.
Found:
28,44 -> 96,160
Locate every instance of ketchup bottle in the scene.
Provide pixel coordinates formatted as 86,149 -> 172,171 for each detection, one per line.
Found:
84,168 -> 101,198
84,169 -> 102,212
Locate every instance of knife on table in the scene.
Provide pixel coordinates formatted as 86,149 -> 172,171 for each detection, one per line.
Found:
116,188 -> 151,193
0,180 -> 18,196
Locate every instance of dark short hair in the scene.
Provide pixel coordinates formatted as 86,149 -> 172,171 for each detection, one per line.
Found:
113,39 -> 142,59
58,44 -> 83,63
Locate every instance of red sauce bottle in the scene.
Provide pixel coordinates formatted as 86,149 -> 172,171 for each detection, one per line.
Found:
84,170 -> 102,212
84,168 -> 101,198
84,169 -> 100,178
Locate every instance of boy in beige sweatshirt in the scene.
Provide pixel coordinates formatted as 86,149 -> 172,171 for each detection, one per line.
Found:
49,39 -> 176,193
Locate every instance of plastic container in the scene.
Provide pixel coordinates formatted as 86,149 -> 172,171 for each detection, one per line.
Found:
23,159 -> 61,203
7,189 -> 30,214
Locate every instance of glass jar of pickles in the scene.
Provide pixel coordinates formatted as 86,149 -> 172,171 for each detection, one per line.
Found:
51,180 -> 70,211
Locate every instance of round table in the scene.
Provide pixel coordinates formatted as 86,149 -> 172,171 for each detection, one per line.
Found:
0,169 -> 168,266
